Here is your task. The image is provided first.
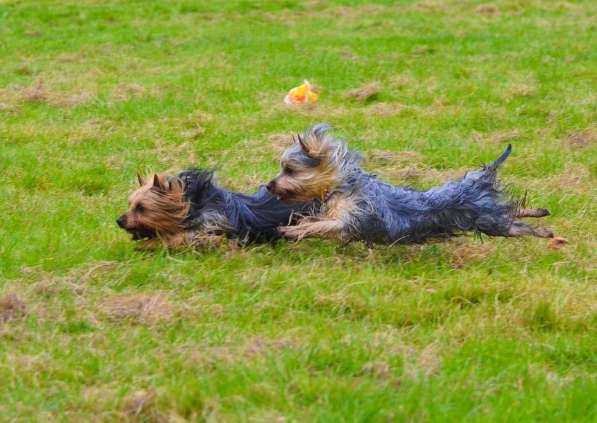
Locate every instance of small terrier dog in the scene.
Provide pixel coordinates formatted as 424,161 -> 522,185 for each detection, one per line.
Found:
117,168 -> 314,249
267,124 -> 553,244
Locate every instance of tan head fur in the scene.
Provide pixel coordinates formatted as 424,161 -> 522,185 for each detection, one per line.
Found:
267,132 -> 339,202
117,174 -> 190,240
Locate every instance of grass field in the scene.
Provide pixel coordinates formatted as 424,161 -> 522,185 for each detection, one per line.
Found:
1,0 -> 596,421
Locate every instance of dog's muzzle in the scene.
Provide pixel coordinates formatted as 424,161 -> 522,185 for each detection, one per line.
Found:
266,180 -> 288,201
116,215 -> 127,228
266,180 -> 276,193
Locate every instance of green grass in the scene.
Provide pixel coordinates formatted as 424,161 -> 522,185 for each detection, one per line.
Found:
1,0 -> 596,421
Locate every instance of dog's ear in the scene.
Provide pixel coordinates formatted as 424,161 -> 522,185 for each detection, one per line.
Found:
297,133 -> 327,158
297,134 -> 311,155
166,176 -> 184,193
137,173 -> 145,186
153,174 -> 175,191
152,174 -> 162,189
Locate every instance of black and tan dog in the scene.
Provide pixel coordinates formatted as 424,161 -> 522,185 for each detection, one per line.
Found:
267,124 -> 553,244
117,169 -> 315,249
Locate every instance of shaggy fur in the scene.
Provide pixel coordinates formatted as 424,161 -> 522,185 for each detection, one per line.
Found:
117,169 -> 316,248
267,124 -> 553,244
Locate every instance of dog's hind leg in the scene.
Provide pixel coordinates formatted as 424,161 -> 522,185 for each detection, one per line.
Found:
508,221 -> 553,238
279,219 -> 344,241
516,208 -> 550,218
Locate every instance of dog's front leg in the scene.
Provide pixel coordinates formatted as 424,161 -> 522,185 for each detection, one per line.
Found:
279,218 -> 344,241
135,238 -> 164,251
135,232 -> 193,251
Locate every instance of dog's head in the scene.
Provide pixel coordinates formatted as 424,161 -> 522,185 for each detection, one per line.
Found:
117,174 -> 189,240
267,123 -> 358,202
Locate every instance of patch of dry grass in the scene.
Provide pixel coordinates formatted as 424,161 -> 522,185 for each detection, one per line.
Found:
567,127 -> 596,149
99,294 -> 174,323
0,293 -> 27,323
344,81 -> 381,103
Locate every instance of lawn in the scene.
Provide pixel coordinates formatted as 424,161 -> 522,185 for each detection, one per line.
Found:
0,0 -> 595,421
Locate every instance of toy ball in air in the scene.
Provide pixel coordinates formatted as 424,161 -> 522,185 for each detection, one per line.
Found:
284,80 -> 319,105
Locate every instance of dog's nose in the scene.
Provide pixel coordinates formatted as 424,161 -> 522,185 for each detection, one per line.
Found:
116,215 -> 127,228
266,180 -> 276,192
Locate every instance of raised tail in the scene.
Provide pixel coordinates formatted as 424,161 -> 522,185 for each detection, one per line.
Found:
490,144 -> 512,169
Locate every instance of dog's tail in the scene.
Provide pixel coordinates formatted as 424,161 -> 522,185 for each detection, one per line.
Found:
489,143 -> 512,170
435,143 -> 551,238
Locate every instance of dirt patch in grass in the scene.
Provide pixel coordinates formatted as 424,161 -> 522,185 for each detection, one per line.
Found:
366,102 -> 405,117
344,81 -> 381,103
18,79 -> 95,107
0,293 -> 27,323
567,128 -> 596,149
100,294 -> 174,323
21,80 -> 48,103
476,4 -> 499,16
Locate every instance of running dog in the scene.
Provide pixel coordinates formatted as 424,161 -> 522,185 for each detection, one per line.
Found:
267,124 -> 553,244
117,169 -> 316,249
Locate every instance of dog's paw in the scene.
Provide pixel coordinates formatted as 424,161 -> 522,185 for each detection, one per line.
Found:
278,225 -> 303,240
135,239 -> 162,251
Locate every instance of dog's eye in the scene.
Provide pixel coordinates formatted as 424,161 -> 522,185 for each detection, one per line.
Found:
284,166 -> 294,175
135,204 -> 145,213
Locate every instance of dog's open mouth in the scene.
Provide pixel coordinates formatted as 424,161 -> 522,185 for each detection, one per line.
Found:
129,229 -> 157,241
270,190 -> 290,202
275,193 -> 301,203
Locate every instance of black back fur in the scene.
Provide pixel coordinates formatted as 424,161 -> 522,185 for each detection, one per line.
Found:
178,169 -> 316,243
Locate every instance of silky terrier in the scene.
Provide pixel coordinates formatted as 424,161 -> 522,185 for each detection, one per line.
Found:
117,169 -> 315,249
267,124 -> 553,244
